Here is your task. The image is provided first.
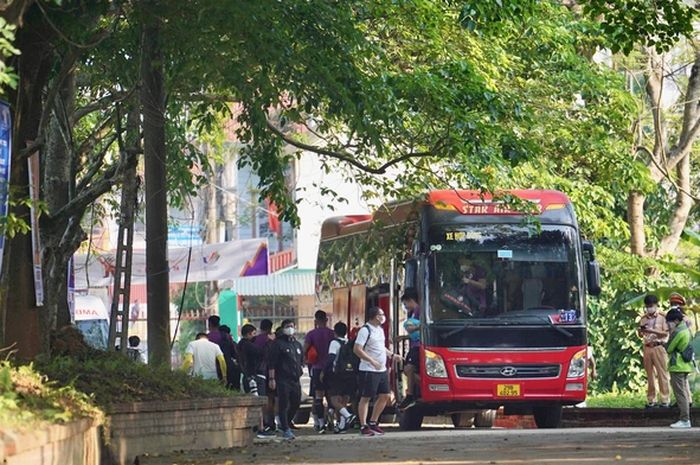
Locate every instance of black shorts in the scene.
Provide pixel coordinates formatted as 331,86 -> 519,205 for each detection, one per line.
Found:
311,368 -> 327,392
358,370 -> 390,398
405,346 -> 420,366
328,373 -> 358,397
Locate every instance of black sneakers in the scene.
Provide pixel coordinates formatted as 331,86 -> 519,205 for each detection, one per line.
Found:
256,426 -> 276,439
398,395 -> 416,411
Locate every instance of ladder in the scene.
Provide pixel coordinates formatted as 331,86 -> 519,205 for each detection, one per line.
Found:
108,172 -> 140,352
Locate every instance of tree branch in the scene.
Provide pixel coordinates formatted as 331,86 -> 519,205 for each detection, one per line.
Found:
37,47 -> 80,151
75,133 -> 118,194
646,49 -> 667,166
76,112 -> 115,159
266,119 -> 436,174
636,146 -> 700,202
666,50 -> 700,167
53,160 -> 121,222
72,90 -> 134,124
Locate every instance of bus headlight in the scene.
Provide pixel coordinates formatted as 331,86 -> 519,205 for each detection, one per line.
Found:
566,349 -> 587,379
425,349 -> 448,378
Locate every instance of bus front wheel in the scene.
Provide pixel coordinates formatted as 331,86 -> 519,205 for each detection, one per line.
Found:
474,409 -> 496,428
399,408 -> 424,430
451,412 -> 475,428
533,404 -> 562,428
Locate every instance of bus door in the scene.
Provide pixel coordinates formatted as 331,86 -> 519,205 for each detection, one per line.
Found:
348,284 -> 366,339
332,287 -> 351,330
367,283 -> 391,341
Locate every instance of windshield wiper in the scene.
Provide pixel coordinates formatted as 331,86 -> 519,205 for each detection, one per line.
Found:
439,314 -> 574,339
494,314 -> 574,338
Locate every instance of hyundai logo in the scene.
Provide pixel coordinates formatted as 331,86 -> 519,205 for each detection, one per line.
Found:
500,366 -> 517,377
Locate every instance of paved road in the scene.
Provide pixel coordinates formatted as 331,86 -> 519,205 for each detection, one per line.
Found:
138,426 -> 700,465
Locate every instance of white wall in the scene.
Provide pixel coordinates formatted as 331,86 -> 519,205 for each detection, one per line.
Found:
294,152 -> 371,269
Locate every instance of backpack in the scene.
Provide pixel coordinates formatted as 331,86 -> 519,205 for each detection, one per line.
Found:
333,325 -> 370,375
681,344 -> 695,364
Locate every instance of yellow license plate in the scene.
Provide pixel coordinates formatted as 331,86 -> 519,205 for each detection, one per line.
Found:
496,384 -> 521,397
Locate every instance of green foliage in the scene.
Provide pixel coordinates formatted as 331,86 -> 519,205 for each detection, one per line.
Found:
35,350 -> 235,409
0,17 -> 19,92
583,0 -> 696,54
317,218 -> 413,290
0,190 -> 48,238
587,387 -> 700,407
0,361 -> 103,431
586,243 -> 700,394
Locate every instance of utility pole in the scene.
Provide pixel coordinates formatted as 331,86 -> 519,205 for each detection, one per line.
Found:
141,2 -> 170,367
206,160 -> 219,316
222,156 -> 238,241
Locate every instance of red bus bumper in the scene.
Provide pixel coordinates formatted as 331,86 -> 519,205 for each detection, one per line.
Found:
419,345 -> 587,406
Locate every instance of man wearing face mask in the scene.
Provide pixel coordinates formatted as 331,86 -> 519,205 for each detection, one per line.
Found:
268,319 -> 304,440
638,294 -> 670,409
665,308 -> 693,428
354,306 -> 397,437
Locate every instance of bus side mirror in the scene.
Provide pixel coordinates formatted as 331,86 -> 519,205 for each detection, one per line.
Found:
582,241 -> 601,296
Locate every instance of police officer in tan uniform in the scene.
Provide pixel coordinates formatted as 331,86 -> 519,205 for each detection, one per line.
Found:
638,294 -> 670,408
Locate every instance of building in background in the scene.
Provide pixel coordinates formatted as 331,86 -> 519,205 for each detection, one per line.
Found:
73,129 -> 370,351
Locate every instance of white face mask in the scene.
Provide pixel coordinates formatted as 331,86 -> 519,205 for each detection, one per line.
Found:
646,307 -> 656,314
460,265 -> 469,272
283,327 -> 295,336
669,321 -> 678,331
377,315 -> 386,325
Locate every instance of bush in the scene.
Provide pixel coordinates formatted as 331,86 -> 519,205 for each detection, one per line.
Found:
0,361 -> 103,431
586,391 -> 647,408
35,349 -> 236,409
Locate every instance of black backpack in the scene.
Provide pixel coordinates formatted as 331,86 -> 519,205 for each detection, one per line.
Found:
333,326 -> 370,375
681,344 -> 695,364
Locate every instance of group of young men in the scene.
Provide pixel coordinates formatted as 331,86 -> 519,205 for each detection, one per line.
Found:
303,300 -> 421,438
639,292 -> 696,428
182,289 -> 424,440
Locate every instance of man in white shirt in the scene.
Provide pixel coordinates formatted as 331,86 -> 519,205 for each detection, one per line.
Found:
354,306 -> 397,437
183,332 -> 227,381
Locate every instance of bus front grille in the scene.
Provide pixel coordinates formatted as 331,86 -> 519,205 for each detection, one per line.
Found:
455,364 -> 561,379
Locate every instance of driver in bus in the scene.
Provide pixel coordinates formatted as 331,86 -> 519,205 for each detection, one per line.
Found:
458,256 -> 487,312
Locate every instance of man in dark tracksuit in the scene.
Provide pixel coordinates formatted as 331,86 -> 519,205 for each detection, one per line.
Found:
268,318 -> 303,440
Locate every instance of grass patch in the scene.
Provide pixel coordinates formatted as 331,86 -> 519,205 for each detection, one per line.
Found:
586,391 -> 647,408
0,361 -> 103,431
35,349 -> 236,410
587,387 -> 700,408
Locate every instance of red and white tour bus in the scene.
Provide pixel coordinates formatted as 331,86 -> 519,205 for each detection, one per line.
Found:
316,189 -> 600,429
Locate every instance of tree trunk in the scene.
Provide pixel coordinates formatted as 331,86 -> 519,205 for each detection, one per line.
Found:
627,191 -> 646,256
41,217 -> 85,334
141,5 -> 171,367
627,48 -> 700,259
657,153 -> 694,256
40,71 -> 77,331
1,13 -> 53,357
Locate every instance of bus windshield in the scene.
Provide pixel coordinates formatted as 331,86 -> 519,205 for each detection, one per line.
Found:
426,224 -> 583,325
